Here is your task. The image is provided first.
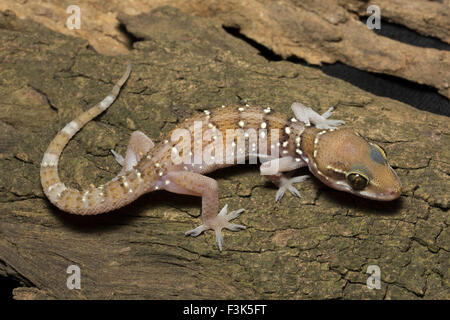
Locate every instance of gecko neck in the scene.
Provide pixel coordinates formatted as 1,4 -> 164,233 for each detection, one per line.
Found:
299,126 -> 331,164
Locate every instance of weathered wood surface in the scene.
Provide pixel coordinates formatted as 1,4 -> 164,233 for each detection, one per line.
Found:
0,7 -> 448,299
0,0 -> 448,98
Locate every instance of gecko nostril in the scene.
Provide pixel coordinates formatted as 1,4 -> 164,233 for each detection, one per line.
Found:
388,188 -> 401,198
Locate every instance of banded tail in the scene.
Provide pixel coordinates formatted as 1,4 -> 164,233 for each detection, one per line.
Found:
40,63 -> 150,215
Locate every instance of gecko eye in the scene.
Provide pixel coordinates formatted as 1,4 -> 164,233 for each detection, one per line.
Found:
346,172 -> 369,190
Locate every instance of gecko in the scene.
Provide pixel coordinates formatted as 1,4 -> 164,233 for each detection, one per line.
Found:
40,63 -> 402,251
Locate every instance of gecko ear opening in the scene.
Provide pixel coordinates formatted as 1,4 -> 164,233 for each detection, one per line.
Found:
369,143 -> 387,165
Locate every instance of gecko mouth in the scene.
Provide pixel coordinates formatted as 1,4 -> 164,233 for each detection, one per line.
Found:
357,188 -> 401,201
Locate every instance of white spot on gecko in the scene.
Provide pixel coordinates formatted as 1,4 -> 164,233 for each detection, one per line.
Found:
99,94 -> 115,110
47,182 -> 67,202
41,152 -> 59,167
61,121 -> 79,136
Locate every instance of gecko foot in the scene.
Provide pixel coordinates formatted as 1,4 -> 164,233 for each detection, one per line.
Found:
275,175 -> 310,202
316,107 -> 345,129
185,204 -> 246,251
291,103 -> 345,130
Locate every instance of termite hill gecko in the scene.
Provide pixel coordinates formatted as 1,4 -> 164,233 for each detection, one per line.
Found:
41,63 -> 402,251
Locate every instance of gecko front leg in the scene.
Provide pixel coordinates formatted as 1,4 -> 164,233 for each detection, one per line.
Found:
266,173 -> 310,201
162,171 -> 246,251
291,102 -> 345,129
260,156 -> 309,201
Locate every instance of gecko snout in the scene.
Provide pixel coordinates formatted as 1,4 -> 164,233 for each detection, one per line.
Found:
382,186 -> 402,200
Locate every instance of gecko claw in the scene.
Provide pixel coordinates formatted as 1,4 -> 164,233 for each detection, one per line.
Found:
315,119 -> 345,130
185,224 -> 208,237
219,204 -> 245,220
226,223 -> 246,231
316,107 -> 345,129
321,107 -> 335,119
110,149 -> 124,166
215,229 -> 224,251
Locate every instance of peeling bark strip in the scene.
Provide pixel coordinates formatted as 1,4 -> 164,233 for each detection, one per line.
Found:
0,8 -> 448,299
0,0 -> 448,98
360,0 -> 450,44
178,0 -> 450,99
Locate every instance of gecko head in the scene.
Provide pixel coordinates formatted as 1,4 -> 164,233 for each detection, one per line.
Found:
307,129 -> 402,201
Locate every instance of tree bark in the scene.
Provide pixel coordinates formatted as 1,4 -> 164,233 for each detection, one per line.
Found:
0,7 -> 448,299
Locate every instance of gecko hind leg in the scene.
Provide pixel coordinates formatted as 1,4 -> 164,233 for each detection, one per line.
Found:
291,102 -> 345,129
110,130 -> 154,173
163,171 -> 246,251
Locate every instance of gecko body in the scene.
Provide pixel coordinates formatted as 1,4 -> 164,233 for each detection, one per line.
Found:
41,64 -> 402,250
